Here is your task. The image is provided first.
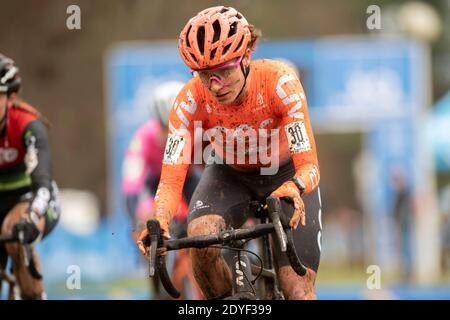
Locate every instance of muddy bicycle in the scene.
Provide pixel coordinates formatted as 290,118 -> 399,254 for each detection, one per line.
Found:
145,196 -> 307,300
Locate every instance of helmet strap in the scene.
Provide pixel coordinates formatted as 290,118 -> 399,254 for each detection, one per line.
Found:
235,60 -> 250,103
0,102 -> 8,140
0,115 -> 6,133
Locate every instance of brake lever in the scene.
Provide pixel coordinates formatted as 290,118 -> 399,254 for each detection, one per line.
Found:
146,219 -> 181,298
149,235 -> 158,277
270,211 -> 287,252
147,220 -> 162,277
16,226 -> 31,267
266,196 -> 288,252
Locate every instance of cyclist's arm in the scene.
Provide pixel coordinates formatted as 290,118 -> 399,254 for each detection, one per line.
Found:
154,81 -> 201,223
22,120 -> 53,216
274,66 -> 320,195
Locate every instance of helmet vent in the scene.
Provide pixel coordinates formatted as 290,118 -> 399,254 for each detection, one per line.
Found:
197,26 -> 205,54
228,21 -> 237,37
212,20 -> 221,43
185,25 -> 192,47
210,48 -> 217,59
223,43 -> 231,55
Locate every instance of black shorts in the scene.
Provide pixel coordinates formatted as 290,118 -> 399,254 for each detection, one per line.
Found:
187,161 -> 322,272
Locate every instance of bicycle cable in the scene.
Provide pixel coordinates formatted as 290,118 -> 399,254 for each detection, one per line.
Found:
209,245 -> 264,285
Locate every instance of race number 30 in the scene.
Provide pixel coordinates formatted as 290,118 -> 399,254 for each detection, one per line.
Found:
285,121 -> 311,153
163,134 -> 185,164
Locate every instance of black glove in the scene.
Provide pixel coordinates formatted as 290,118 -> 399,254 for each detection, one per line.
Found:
12,218 -> 40,245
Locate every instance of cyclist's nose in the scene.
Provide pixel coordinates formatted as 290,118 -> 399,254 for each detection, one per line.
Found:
208,77 -> 224,93
209,80 -> 223,93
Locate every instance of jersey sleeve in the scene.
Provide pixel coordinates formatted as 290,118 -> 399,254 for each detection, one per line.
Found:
273,64 -> 320,194
22,120 -> 54,216
154,80 -> 202,222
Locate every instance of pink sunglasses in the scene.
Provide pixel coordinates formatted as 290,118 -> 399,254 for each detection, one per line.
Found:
191,56 -> 243,86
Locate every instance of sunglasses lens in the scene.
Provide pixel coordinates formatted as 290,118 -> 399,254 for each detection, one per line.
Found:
194,56 -> 243,86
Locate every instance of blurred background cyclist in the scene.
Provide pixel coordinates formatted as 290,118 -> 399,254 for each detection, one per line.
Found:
121,81 -> 202,299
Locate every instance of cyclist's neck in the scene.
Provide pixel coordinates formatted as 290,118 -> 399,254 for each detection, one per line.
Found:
232,67 -> 252,106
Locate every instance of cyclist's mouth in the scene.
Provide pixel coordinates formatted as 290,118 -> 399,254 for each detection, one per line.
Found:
215,92 -> 230,100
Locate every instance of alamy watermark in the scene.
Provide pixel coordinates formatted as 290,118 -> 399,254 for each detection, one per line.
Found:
366,5 -> 381,30
366,265 -> 381,290
66,5 -> 81,30
66,265 -> 81,290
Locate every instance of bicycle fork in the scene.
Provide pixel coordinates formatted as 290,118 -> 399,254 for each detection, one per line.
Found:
230,241 -> 255,299
231,253 -> 254,296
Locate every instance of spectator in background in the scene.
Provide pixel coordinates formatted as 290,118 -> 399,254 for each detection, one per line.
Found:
322,206 -> 364,269
391,166 -> 413,282
439,184 -> 450,271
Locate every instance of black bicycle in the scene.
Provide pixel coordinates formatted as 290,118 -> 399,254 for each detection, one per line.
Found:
145,196 -> 307,300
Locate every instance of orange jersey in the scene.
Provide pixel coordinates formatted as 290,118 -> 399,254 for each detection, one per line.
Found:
155,59 -> 320,219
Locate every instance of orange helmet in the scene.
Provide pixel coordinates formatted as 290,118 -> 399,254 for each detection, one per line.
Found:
179,6 -> 251,70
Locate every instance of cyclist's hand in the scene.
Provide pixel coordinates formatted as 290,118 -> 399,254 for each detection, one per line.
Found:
12,214 -> 41,245
270,181 -> 305,229
136,216 -> 171,257
155,213 -> 171,240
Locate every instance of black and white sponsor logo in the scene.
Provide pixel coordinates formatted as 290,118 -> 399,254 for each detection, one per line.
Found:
235,260 -> 247,286
31,187 -> 51,216
285,121 -> 311,153
0,147 -> 18,165
48,181 -> 61,220
190,200 -> 211,214
25,135 -> 39,174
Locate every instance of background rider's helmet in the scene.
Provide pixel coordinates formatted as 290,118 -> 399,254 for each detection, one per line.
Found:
0,53 -> 21,95
178,6 -> 251,70
152,81 -> 185,127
